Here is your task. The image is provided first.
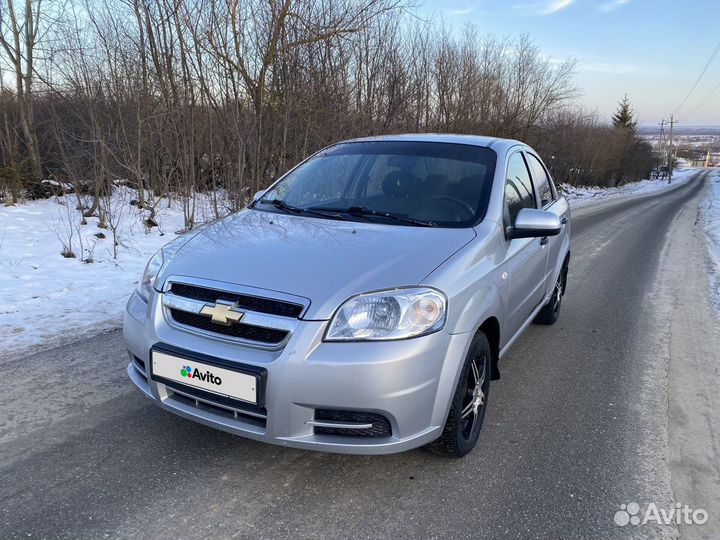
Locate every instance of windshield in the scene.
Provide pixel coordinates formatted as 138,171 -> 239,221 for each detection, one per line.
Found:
254,141 -> 497,228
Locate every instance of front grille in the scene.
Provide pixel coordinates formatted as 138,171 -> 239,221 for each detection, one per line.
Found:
161,375 -> 266,418
170,309 -> 289,344
168,390 -> 267,428
314,409 -> 392,438
169,283 -> 303,318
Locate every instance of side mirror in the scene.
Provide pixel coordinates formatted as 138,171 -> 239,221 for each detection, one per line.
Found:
509,208 -> 561,239
252,189 -> 266,202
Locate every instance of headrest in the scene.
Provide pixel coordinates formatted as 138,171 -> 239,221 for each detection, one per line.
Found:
382,170 -> 416,197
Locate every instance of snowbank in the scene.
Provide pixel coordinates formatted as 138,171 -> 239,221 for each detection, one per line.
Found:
700,169 -> 720,318
561,168 -> 699,209
0,188 -> 225,360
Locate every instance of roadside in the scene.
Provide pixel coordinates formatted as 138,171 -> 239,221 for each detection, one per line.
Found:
566,170 -> 720,538
665,171 -> 720,540
699,170 -> 720,317
563,168 -> 698,209
636,172 -> 720,540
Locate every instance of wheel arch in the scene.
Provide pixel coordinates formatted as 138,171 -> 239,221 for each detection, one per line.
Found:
561,250 -> 570,294
478,317 -> 501,380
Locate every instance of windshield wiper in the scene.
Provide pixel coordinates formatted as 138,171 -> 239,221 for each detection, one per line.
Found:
260,200 -> 435,227
258,199 -> 348,220
309,206 -> 437,227
262,198 -> 302,214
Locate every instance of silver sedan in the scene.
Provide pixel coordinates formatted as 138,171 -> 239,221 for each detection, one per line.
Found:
124,134 -> 571,457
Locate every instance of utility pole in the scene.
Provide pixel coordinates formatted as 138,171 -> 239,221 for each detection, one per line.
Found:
658,119 -> 666,179
668,114 -> 677,183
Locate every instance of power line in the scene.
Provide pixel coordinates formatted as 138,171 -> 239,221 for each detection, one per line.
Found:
685,78 -> 720,121
674,38 -> 720,114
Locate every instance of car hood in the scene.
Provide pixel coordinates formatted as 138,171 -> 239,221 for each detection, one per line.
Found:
160,209 -> 476,319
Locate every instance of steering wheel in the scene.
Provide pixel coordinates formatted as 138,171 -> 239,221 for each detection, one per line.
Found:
415,195 -> 475,221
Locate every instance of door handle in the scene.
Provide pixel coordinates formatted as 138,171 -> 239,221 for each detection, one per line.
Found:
561,217 -> 568,225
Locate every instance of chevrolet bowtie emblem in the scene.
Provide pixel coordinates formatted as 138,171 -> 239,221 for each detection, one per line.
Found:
199,302 -> 244,325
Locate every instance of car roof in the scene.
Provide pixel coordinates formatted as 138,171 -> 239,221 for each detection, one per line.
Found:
338,133 -> 525,153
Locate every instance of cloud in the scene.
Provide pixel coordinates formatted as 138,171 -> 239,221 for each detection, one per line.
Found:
444,6 -> 477,16
579,61 -> 639,75
514,0 -> 575,15
442,3 -> 493,16
598,0 -> 630,13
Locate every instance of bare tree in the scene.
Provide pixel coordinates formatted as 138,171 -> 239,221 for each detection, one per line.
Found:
0,0 -> 44,180
1,0 -> 653,221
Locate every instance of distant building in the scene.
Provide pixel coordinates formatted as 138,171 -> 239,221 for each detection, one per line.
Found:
690,150 -> 715,168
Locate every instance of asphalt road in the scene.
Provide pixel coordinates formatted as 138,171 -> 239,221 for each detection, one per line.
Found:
2,172 -> 718,540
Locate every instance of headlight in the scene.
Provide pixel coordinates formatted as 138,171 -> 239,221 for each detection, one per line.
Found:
325,287 -> 447,341
137,249 -> 164,302
136,234 -> 191,302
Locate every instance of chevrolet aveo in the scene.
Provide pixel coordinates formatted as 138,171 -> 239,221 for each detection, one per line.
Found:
124,134 -> 571,457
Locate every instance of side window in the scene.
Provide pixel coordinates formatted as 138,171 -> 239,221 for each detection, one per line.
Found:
526,153 -> 555,207
504,152 -> 537,226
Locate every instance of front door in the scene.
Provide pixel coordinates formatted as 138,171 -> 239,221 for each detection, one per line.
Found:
502,151 -> 549,339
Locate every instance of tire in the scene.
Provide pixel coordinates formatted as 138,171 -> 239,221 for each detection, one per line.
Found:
534,265 -> 566,326
427,332 -> 491,458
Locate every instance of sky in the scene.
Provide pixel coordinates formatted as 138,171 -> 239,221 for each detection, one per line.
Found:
420,0 -> 720,126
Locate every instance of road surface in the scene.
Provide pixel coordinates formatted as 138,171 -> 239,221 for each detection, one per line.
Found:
2,172 -> 718,539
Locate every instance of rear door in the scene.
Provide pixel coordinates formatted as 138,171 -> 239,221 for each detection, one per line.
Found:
524,152 -> 569,291
502,150 -> 549,338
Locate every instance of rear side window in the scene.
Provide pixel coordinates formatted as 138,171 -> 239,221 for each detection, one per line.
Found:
505,152 -> 536,225
525,153 -> 555,207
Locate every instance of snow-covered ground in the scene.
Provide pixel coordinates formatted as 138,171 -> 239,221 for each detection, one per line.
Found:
562,167 -> 698,208
0,168 -> 709,359
0,188 -> 225,359
699,169 -> 720,318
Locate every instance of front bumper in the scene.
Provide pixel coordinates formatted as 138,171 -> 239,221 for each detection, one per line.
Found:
123,291 -> 471,455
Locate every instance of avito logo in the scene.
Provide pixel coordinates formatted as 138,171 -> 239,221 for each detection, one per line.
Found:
180,364 -> 222,385
180,365 -> 193,378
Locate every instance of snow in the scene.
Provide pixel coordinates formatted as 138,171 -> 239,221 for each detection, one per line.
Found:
561,167 -> 699,208
699,169 -> 720,318
41,179 -> 74,190
0,188 -> 225,360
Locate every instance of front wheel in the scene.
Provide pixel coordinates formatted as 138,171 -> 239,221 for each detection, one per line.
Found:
427,332 -> 491,458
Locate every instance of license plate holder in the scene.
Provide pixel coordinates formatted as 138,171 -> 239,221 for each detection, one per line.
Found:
149,344 -> 267,407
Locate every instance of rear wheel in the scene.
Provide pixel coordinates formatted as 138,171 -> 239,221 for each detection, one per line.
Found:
427,332 -> 491,458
